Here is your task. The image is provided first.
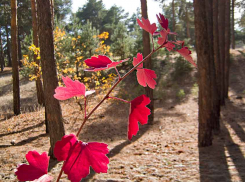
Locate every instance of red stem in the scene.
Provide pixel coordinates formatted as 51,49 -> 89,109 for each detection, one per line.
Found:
115,67 -> 121,79
107,96 -> 130,103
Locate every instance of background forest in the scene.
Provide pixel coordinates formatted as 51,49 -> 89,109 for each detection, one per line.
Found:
0,0 -> 244,71
1,0 -> 245,181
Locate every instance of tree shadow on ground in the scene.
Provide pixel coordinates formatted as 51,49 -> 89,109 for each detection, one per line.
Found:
199,100 -> 245,182
229,53 -> 245,95
0,121 -> 44,138
0,133 -> 47,148
0,92 -> 40,121
0,77 -> 31,97
82,124 -> 151,181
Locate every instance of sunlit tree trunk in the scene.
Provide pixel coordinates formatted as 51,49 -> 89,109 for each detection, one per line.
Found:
224,0 -> 231,98
231,0 -> 235,49
194,0 -> 214,146
140,0 -> 154,124
31,0 -> 45,106
37,0 -> 65,158
11,0 -> 20,115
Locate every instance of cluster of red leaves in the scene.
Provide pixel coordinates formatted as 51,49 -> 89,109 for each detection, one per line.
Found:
137,13 -> 196,67
133,53 -> 157,89
15,13 -> 195,182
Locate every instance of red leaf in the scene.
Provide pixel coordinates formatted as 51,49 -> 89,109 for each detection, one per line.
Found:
128,95 -> 151,140
15,151 -> 50,181
164,42 -> 175,52
157,29 -> 168,45
54,134 -> 109,182
137,18 -> 157,35
84,55 -> 127,71
133,53 -> 157,89
156,13 -> 169,30
54,76 -> 95,100
54,134 -> 77,161
177,47 -> 197,67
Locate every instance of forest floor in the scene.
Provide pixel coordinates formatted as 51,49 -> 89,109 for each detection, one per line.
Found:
0,49 -> 245,182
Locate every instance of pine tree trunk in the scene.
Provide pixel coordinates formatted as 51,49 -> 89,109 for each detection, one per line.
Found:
218,0 -> 226,105
231,0 -> 235,49
205,0 -> 220,134
224,0 -> 231,98
18,30 -> 22,67
213,0 -> 221,131
140,0 -> 154,124
37,0 -> 65,158
194,0 -> 213,147
0,28 -> 4,72
31,0 -> 45,107
172,0 -> 176,32
186,4 -> 190,39
50,0 -> 54,28
11,0 -> 20,115
5,25 -> 12,67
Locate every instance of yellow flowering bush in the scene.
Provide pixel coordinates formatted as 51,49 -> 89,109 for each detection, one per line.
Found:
21,27 -> 116,92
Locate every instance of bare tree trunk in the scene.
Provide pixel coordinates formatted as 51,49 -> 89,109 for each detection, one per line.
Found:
11,0 -> 20,115
140,0 -> 154,124
17,29 -> 22,67
213,0 -> 221,131
231,0 -> 235,49
205,0 -> 220,134
50,0 -> 54,28
172,0 -> 176,32
0,28 -> 4,72
218,0 -> 226,105
37,0 -> 65,158
31,0 -> 45,107
194,0 -> 214,147
186,4 -> 190,39
224,0 -> 231,99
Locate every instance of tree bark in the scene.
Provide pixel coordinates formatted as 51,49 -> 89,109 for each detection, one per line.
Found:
17,29 -> 22,67
172,0 -> 176,32
31,0 -> 45,107
194,0 -> 213,147
4,2 -> 12,68
218,0 -> 226,105
37,0 -> 65,158
140,0 -> 154,124
224,0 -> 231,98
205,0 -> 220,133
231,0 -> 235,49
0,27 -> 4,72
17,30 -> 23,67
11,0 -> 20,115
50,0 -> 54,29
186,3 -> 191,39
213,0 -> 221,131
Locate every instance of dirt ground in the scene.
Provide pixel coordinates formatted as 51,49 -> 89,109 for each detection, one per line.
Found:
0,50 -> 245,182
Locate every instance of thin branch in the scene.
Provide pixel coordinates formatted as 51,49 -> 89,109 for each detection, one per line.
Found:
107,96 -> 130,103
